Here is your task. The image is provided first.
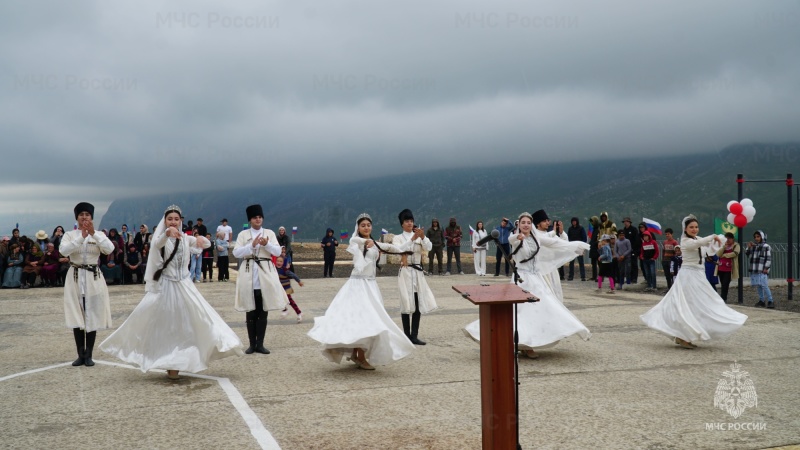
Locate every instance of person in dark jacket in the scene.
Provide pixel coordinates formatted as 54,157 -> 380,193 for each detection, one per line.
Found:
425,218 -> 445,275
621,217 -> 640,284
588,216 -> 600,281
321,228 -> 339,277
567,217 -> 588,281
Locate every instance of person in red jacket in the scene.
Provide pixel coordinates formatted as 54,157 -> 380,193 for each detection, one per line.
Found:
639,231 -> 660,291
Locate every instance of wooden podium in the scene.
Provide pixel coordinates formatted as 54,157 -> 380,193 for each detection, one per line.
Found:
453,284 -> 537,449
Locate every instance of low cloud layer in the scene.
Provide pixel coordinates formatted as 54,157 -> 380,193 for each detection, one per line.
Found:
2,0 -> 799,230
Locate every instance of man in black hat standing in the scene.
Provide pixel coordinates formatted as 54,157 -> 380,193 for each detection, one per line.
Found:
232,204 -> 288,354
392,209 -> 439,345
59,202 -> 115,366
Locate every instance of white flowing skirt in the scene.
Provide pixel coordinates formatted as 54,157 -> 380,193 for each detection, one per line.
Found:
464,271 -> 590,349
640,264 -> 747,342
100,277 -> 244,373
308,277 -> 415,366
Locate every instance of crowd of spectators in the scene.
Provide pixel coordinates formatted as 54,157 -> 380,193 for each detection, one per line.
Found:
0,216 -> 241,289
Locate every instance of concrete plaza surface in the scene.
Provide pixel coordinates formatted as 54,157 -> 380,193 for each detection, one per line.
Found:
1,273 -> 799,449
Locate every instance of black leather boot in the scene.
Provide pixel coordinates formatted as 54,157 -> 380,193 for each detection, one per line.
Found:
72,328 -> 85,366
254,312 -> 270,354
245,319 -> 257,354
410,311 -> 426,345
401,313 -> 411,339
84,331 -> 96,366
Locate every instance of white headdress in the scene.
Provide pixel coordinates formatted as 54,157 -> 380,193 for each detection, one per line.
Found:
352,213 -> 372,240
681,214 -> 697,231
143,205 -> 183,293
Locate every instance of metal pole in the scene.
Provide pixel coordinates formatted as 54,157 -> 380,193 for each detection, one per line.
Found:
737,174 -> 744,304
788,174 -> 794,301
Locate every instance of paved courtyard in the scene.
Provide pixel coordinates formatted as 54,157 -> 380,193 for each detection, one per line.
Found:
1,273 -> 799,449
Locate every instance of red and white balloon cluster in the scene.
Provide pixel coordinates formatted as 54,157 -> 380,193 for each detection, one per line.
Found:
727,199 -> 756,228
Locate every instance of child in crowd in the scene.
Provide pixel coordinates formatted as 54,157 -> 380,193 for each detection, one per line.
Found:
670,246 -> 682,279
609,234 -> 619,289
189,230 -> 203,282
276,255 -> 304,323
202,234 -> 214,282
597,235 -> 615,293
639,231 -> 660,291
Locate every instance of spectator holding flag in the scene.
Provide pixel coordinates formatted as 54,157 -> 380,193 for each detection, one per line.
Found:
471,221 -> 488,276
321,228 -> 339,278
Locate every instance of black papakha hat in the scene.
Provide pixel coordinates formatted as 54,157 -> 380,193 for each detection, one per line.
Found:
74,202 -> 95,220
398,209 -> 414,225
532,209 -> 549,225
246,204 -> 264,221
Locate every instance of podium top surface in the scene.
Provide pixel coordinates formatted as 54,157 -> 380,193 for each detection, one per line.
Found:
452,283 -> 538,305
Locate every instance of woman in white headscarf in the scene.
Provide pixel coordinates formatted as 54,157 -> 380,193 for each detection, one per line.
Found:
308,213 -> 416,370
464,211 -> 591,358
101,205 -> 243,380
641,215 -> 747,348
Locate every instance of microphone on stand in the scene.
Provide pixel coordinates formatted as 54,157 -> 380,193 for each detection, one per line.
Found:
476,229 -> 500,246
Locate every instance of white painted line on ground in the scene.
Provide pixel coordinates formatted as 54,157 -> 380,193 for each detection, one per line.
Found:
0,362 -> 72,382
1,360 -> 281,450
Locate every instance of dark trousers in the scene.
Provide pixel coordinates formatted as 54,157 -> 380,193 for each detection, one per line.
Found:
662,261 -> 674,290
202,258 -> 214,280
568,255 -> 586,280
401,294 -> 422,338
245,290 -> 269,346
428,246 -> 443,274
590,257 -> 598,280
446,246 -> 462,273
495,243 -> 511,275
123,266 -> 142,284
217,255 -> 229,281
630,255 -> 639,283
719,271 -> 733,302
323,253 -> 335,277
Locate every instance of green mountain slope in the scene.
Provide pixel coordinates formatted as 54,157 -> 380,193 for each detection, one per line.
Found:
101,143 -> 798,242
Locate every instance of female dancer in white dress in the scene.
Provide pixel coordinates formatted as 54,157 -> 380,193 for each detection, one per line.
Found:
464,211 -> 591,358
308,213 -> 416,370
101,205 -> 243,379
640,215 -> 747,348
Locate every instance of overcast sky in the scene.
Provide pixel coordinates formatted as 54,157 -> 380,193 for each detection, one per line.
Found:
2,1 -> 799,232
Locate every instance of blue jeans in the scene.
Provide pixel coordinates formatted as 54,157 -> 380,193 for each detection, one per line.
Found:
190,254 -> 202,281
642,259 -> 657,289
750,272 -> 773,302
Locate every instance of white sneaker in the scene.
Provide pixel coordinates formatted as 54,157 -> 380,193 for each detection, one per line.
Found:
459,271 -> 465,275
296,314 -> 302,323
445,272 -> 451,276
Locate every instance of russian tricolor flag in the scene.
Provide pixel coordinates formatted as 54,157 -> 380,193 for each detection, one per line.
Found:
381,228 -> 388,235
292,226 -> 298,235
642,217 -> 662,235
468,225 -> 475,236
